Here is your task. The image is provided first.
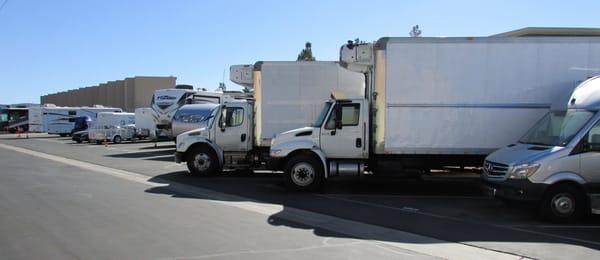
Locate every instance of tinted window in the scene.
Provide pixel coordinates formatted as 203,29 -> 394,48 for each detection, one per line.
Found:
325,103 -> 360,129
224,107 -> 244,127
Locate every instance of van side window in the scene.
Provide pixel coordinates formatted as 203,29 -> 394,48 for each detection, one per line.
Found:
325,103 -> 360,129
586,121 -> 600,151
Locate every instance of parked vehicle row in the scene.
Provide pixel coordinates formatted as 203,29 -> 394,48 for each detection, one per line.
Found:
29,28 -> 600,223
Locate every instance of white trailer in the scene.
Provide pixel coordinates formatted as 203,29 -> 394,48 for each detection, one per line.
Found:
89,112 -> 136,144
28,105 -> 122,136
135,108 -> 156,140
174,61 -> 365,175
270,30 -> 600,190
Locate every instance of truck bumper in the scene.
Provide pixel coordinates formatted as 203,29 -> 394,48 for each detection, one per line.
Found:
174,152 -> 185,163
482,179 -> 548,203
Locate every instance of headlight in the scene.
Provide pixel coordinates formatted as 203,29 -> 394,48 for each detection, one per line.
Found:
507,164 -> 540,179
270,149 -> 282,156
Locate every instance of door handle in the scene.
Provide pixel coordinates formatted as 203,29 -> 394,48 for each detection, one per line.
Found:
356,138 -> 362,148
241,133 -> 246,142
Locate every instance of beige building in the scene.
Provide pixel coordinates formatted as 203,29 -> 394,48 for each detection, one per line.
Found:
41,76 -> 176,112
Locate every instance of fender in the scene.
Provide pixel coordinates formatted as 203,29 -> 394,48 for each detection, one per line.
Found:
271,139 -> 329,178
542,171 -> 587,185
180,136 -> 225,168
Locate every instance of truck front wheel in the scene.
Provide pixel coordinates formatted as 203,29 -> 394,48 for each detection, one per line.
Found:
539,184 -> 587,223
284,155 -> 324,191
186,147 -> 220,176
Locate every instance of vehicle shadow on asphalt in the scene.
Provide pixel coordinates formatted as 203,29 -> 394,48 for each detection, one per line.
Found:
105,149 -> 174,159
144,171 -> 600,254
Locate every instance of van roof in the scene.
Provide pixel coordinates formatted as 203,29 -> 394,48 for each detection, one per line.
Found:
569,76 -> 600,110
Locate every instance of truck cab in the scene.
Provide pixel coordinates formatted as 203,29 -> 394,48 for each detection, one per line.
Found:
174,97 -> 254,175
270,93 -> 369,190
483,76 -> 600,222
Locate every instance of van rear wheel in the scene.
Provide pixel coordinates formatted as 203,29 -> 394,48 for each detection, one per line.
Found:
284,155 -> 324,191
186,147 -> 220,176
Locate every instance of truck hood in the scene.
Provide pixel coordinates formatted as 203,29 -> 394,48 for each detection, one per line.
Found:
486,142 -> 565,166
271,127 -> 318,147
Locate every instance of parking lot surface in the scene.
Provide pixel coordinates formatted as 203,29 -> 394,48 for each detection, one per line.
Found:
1,134 -> 599,259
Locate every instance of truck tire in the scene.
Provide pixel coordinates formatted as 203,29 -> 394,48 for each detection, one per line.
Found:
113,135 -> 122,144
539,184 -> 587,223
284,155 -> 324,191
186,146 -> 220,176
95,140 -> 102,145
76,140 -> 82,144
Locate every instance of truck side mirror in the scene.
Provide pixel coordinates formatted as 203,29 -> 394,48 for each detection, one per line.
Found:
220,106 -> 227,131
334,106 -> 343,130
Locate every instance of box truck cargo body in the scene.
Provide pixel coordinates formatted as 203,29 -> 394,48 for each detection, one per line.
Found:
174,61 -> 365,175
29,106 -> 122,135
270,34 -> 600,190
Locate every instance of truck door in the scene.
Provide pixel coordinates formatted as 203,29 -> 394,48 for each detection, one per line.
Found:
320,101 -> 367,158
214,105 -> 250,152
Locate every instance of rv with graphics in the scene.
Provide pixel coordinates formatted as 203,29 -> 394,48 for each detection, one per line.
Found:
29,105 -> 122,136
174,61 -> 364,174
269,30 -> 600,190
150,85 -> 196,139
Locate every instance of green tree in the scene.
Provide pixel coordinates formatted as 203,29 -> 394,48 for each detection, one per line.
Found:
297,42 -> 316,61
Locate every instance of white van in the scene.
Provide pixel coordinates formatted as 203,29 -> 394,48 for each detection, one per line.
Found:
483,76 -> 600,222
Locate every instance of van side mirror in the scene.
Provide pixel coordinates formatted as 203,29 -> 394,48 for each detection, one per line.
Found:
334,106 -> 343,129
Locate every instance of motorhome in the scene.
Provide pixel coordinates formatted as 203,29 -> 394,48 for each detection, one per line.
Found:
174,61 -> 364,175
88,112 -> 135,144
269,30 -> 600,190
29,105 -> 122,136
483,76 -> 600,222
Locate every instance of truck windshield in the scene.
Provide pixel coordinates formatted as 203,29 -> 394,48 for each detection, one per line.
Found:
173,108 -> 216,128
519,111 -> 594,147
312,102 -> 332,127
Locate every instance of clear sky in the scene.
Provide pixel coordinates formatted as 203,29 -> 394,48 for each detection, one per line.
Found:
1,0 -> 600,104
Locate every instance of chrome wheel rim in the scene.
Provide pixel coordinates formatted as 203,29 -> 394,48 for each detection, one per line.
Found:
291,162 -> 315,187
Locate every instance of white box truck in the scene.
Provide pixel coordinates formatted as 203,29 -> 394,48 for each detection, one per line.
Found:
174,61 -> 365,174
89,112 -> 136,144
29,105 -> 122,136
270,32 -> 600,190
483,76 -> 600,222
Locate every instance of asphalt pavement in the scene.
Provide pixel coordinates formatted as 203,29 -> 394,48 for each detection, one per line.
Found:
0,134 -> 599,259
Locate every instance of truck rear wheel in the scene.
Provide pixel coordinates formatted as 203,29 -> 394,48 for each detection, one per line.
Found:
539,184 -> 587,223
284,155 -> 324,191
186,147 -> 220,176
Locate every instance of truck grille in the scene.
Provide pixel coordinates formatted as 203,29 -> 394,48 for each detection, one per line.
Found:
484,161 -> 509,178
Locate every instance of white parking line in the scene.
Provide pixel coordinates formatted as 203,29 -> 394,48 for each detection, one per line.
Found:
0,142 -> 523,260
